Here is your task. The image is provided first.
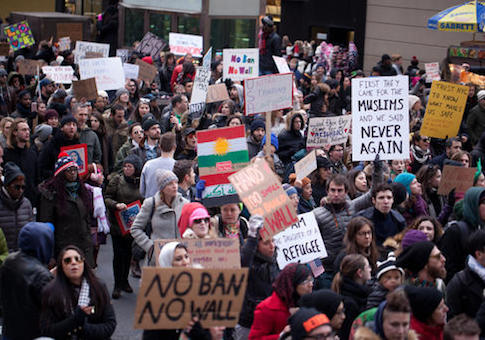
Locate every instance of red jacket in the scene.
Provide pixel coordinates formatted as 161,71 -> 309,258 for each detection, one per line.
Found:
410,315 -> 443,340
249,292 -> 290,340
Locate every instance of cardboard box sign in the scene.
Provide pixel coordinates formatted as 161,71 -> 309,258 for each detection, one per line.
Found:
135,58 -> 158,84
72,78 -> 98,101
437,165 -> 477,195
206,83 -> 230,103
18,59 -> 45,76
134,267 -> 248,329
244,73 -> 293,115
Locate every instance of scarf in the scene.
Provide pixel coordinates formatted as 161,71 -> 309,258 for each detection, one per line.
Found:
411,144 -> 431,163
85,183 -> 110,234
468,255 -> 485,283
77,278 -> 90,307
224,221 -> 240,239
65,181 -> 80,200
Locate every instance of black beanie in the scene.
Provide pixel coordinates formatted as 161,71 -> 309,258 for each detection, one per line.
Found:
289,308 -> 330,340
298,289 -> 343,319
123,154 -> 143,174
60,115 -> 77,127
4,162 -> 24,186
396,241 -> 435,275
405,286 -> 443,323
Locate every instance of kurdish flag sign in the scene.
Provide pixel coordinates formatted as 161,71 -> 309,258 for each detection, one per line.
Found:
197,125 -> 249,207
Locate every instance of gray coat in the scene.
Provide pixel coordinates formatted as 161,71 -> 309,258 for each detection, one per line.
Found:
131,192 -> 188,265
79,127 -> 102,164
0,189 -> 34,251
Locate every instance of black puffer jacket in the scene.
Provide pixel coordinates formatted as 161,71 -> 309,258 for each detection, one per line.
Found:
277,112 -> 306,165
0,188 -> 34,251
238,236 -> 279,328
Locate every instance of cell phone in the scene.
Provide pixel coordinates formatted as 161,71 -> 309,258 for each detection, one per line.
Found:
31,102 -> 37,112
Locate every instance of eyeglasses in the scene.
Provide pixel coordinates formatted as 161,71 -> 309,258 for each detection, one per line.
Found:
133,130 -> 143,134
63,255 -> 84,265
357,231 -> 372,237
193,218 -> 210,224
305,332 -> 336,340
302,277 -> 314,285
13,184 -> 26,190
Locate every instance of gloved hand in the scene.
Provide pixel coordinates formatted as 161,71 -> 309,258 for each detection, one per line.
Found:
447,188 -> 456,207
373,154 -> 382,173
248,215 -> 264,238
195,180 -> 206,200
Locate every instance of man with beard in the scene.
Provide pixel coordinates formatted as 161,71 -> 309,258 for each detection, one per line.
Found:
72,103 -> 101,164
39,78 -> 55,104
396,241 -> 447,293
11,90 -> 36,129
247,119 -> 265,159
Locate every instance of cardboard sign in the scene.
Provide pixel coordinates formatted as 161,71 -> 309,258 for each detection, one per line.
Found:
0,42 -> 10,56
425,62 -> 441,82
84,51 -> 104,59
4,21 -> 35,51
169,32 -> 203,58
244,73 -> 293,115
135,32 -> 168,58
273,56 -> 291,73
134,267 -> 248,329
115,201 -> 141,236
223,48 -> 259,81
154,238 -> 241,269
420,81 -> 468,139
79,57 -> 124,91
351,75 -> 409,161
123,63 -> 139,80
60,143 -> 88,176
74,41 -> 110,64
229,158 -> 298,240
116,49 -> 131,63
206,83 -> 230,103
307,116 -> 352,148
41,66 -> 75,84
294,150 -> 317,181
197,126 -> 249,207
135,59 -> 158,84
18,59 -> 45,75
57,23 -> 83,42
273,212 -> 327,269
72,77 -> 98,101
437,165 -> 476,195
58,37 -> 71,52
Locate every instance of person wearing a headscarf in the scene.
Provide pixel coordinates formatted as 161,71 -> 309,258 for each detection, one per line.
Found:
249,263 -> 313,339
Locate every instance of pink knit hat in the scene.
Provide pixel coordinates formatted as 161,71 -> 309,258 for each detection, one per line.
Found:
189,208 -> 210,227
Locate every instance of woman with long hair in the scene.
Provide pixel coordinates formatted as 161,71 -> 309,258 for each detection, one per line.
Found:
40,245 -> 116,339
88,113 -> 110,175
112,123 -> 143,173
129,98 -> 151,124
112,88 -> 134,119
451,150 -> 471,168
408,216 -> 443,245
347,169 -> 369,200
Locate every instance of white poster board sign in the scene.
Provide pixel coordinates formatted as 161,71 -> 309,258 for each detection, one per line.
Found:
223,48 -> 259,81
116,49 -> 131,63
273,212 -> 327,269
191,66 -> 211,106
74,41 -> 110,64
425,62 -> 441,82
79,57 -> 125,91
41,66 -> 75,84
273,56 -> 291,74
169,32 -> 203,58
244,73 -> 293,115
351,75 -> 409,161
307,116 -> 352,148
294,150 -> 317,181
123,63 -> 139,80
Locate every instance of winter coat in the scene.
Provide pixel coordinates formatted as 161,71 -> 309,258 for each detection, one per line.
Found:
259,31 -> 282,74
38,131 -> 80,181
37,183 -> 95,267
239,237 -> 280,328
113,139 -> 136,173
247,135 -> 261,160
213,214 -> 249,246
249,292 -> 289,340
130,192 -> 188,265
0,188 -> 34,251
357,207 -> 406,246
79,126 -> 102,164
366,282 -> 389,309
446,264 -> 485,319
104,117 -> 128,161
104,173 -> 144,237
466,103 -> 485,145
410,315 -> 443,340
298,196 -> 316,214
277,112 -> 306,165
130,141 -> 161,165
340,277 -> 370,340
471,132 -> 485,167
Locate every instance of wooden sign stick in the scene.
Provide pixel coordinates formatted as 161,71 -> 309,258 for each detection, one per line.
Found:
265,111 -> 272,156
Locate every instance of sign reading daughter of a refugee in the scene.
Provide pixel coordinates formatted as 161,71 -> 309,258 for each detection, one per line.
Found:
351,75 -> 409,161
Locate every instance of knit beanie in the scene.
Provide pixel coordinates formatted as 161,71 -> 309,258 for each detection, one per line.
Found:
250,119 -> 265,133
283,183 -> 298,197
156,169 -> 178,191
261,133 -> 279,150
123,154 -> 143,174
4,162 -> 24,186
289,308 -> 330,340
60,115 -> 77,128
54,151 -> 78,177
33,124 -> 53,143
393,173 -> 416,196
405,286 -> 443,323
115,88 -> 129,99
396,241 -> 435,275
298,289 -> 343,319
189,207 -> 210,227
44,109 -> 59,121
376,252 -> 404,280
401,229 -> 428,250
316,156 -> 332,169
142,118 -> 159,131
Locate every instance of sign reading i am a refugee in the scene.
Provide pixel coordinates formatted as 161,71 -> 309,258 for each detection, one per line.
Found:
273,212 -> 327,270
420,81 -> 468,139
352,75 -> 409,161
134,267 -> 248,329
244,73 -> 293,115
223,48 -> 258,81
229,158 -> 298,240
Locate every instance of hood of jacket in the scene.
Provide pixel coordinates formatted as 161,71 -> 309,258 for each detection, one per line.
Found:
18,222 -> 54,265
463,187 -> 485,227
285,111 -> 305,132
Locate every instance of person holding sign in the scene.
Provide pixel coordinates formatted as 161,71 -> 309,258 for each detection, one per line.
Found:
277,112 -> 306,167
181,205 -> 214,239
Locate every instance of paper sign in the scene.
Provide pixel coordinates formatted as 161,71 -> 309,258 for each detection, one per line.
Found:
206,83 -> 230,103
351,75 -> 409,161
307,116 -> 352,148
294,150 -> 317,181
273,56 -> 291,73
244,73 -> 293,115
4,21 -> 35,51
425,62 -> 441,82
42,66 -> 75,84
169,32 -> 203,58
135,32 -> 168,58
134,267 -> 248,329
18,59 -> 45,75
420,81 -> 468,139
223,48 -> 259,81
79,57 -> 124,91
273,212 -> 327,269
135,59 -> 158,84
72,77 -> 98,101
57,23 -> 83,42
203,47 -> 212,68
123,63 -> 139,80
58,37 -> 71,52
116,49 -> 131,63
229,158 -> 298,240
74,41 -> 110,64
437,165 -> 476,195
0,42 -> 10,56
191,67 -> 211,105
154,238 -> 241,268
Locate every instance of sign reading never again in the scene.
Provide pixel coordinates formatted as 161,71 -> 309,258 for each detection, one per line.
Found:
134,267 -> 248,329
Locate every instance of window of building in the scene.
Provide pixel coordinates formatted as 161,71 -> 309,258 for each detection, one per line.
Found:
124,7 -> 144,47
149,12 -> 172,41
210,19 -> 256,50
177,15 -> 200,35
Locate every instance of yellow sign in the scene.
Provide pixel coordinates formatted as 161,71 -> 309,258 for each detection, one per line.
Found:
420,81 -> 468,139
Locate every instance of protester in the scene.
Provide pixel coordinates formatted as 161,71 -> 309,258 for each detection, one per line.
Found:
247,119 -> 265,159
347,168 -> 369,199
466,90 -> 485,145
367,252 -> 404,309
444,314 -> 481,340
408,216 -> 443,244
297,176 -> 316,213
112,122 -> 143,173
286,308 -> 334,340
211,203 -> 249,245
131,116 -> 161,164
311,156 -> 332,204
181,204 -> 213,239
172,159 -> 196,201
277,111 -> 306,166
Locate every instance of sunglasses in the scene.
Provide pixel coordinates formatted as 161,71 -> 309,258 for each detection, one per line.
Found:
193,218 -> 210,224
63,255 -> 84,265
